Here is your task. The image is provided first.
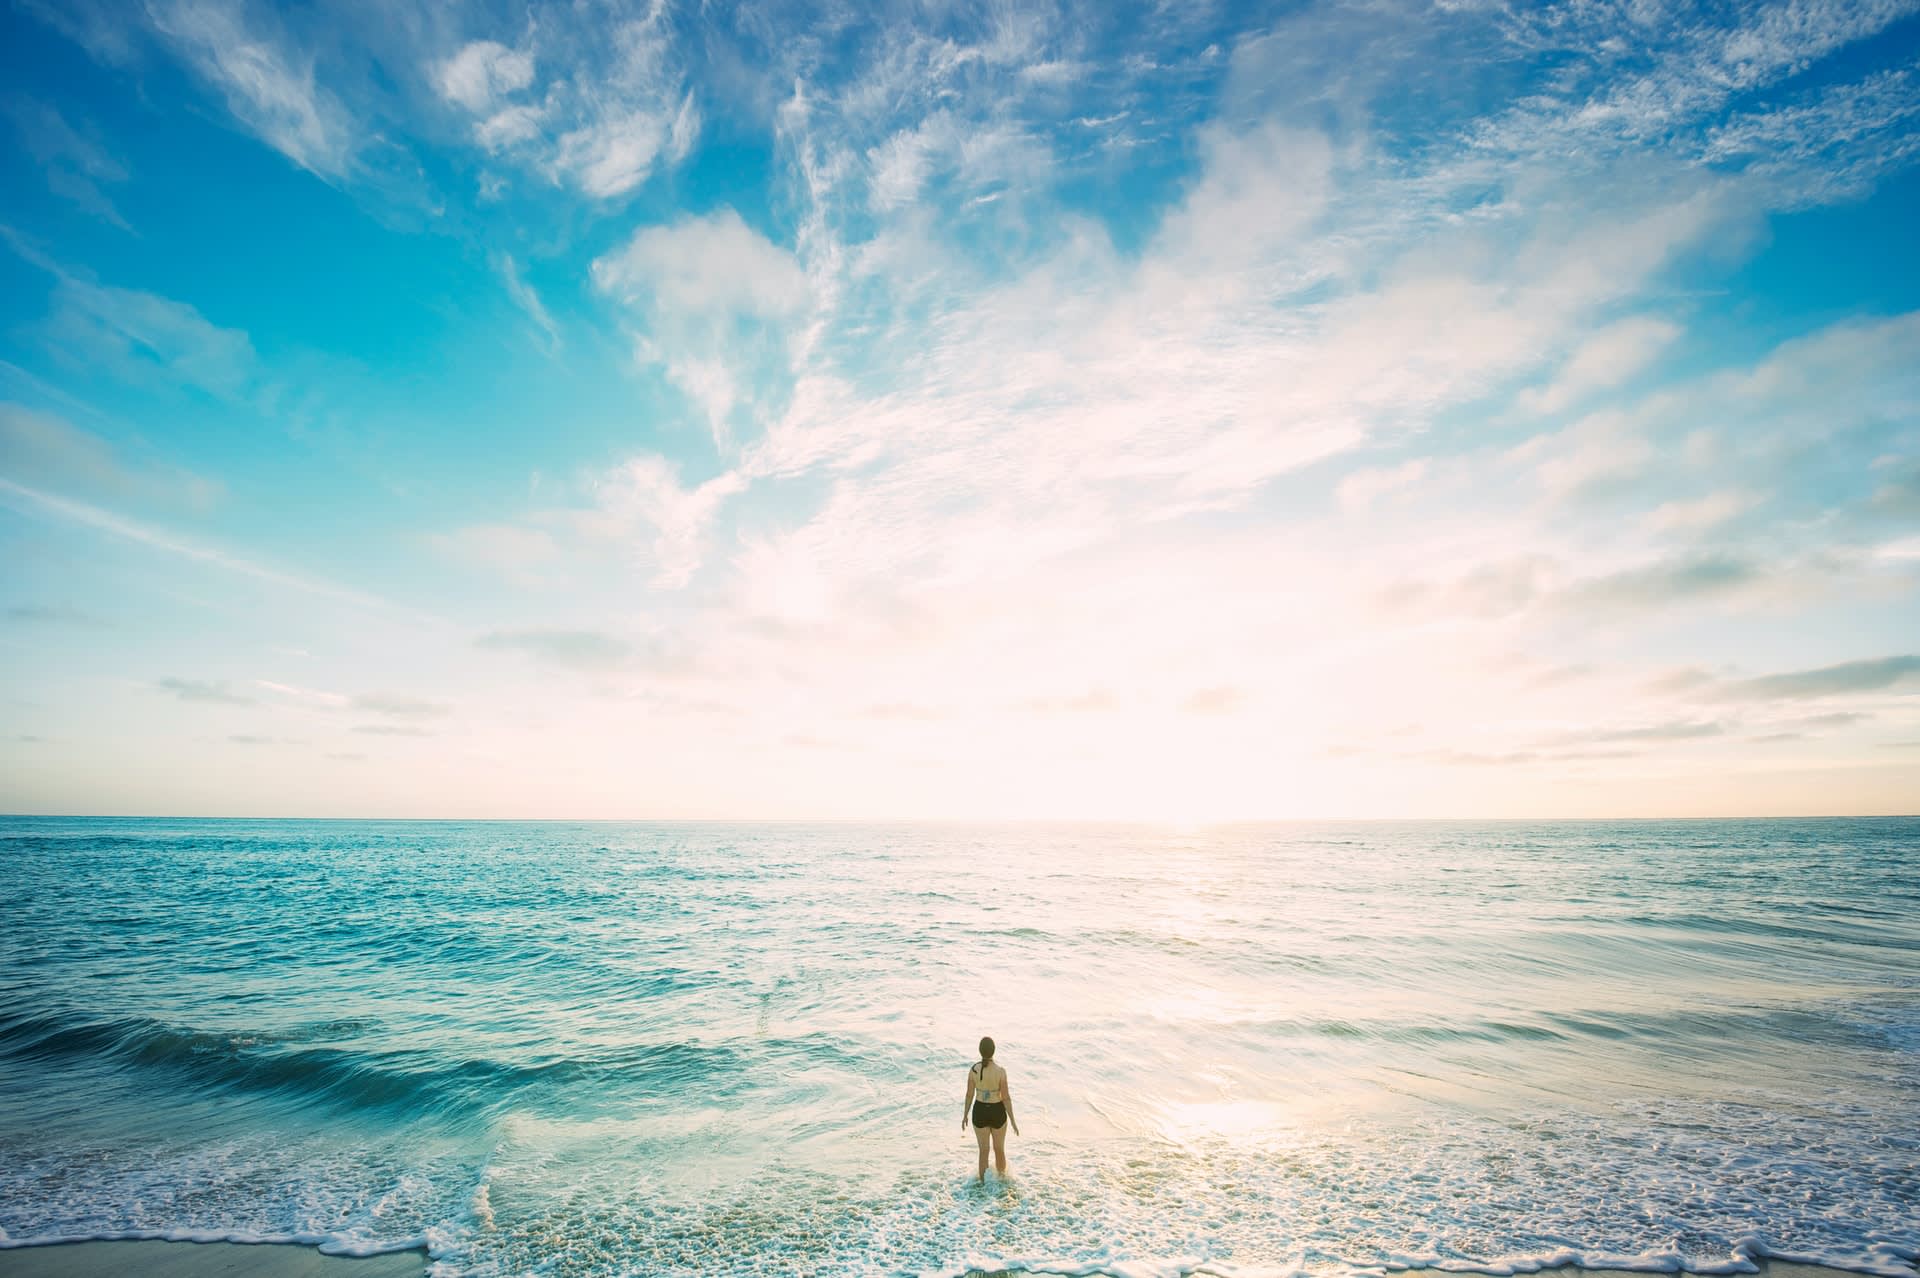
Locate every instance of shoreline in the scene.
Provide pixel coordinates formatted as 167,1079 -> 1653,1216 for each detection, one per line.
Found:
0,1241 -> 425,1277
0,1246 -> 1906,1278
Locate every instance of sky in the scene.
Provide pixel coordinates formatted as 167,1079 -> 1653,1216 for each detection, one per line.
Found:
1,0 -> 1917,820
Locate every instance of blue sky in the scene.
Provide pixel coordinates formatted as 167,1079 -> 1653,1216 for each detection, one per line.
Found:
2,0 -> 1917,819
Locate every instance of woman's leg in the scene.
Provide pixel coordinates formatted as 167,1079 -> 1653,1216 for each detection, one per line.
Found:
974,1122 -> 990,1182
990,1122 -> 1008,1174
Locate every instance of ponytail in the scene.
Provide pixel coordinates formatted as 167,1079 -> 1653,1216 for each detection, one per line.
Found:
976,1035 -> 995,1080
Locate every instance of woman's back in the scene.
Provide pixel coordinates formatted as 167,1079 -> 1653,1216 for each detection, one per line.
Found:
970,1061 -> 1005,1101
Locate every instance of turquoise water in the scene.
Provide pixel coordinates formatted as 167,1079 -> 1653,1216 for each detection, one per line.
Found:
1,817 -> 1916,1278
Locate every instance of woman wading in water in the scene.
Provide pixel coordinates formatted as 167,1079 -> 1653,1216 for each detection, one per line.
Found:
961,1036 -> 1018,1182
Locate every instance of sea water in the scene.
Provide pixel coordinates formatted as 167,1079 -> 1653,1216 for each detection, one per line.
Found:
0,818 -> 1915,1278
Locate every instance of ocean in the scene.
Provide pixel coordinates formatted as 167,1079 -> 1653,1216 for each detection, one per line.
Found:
1,817 -> 1915,1278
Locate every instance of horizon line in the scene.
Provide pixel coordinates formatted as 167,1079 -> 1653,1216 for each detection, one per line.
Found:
3,810 -> 1916,824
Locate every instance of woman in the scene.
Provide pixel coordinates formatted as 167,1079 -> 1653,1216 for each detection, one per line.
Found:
960,1035 -> 1018,1182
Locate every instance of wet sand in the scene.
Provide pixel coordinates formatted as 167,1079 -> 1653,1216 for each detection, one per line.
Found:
0,1242 -> 425,1277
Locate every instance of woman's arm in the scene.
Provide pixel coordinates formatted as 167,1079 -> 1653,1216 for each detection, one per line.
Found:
1003,1074 -> 1019,1136
961,1069 -> 975,1130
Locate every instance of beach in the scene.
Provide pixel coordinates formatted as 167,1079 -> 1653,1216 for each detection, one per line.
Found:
0,1242 -> 422,1277
0,1250 -> 1895,1278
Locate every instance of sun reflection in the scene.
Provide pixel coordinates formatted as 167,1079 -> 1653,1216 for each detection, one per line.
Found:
1160,1098 -> 1287,1139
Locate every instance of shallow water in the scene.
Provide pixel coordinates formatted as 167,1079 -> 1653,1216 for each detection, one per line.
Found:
1,817 -> 1916,1278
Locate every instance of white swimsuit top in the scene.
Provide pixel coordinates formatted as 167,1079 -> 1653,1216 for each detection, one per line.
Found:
970,1064 -> 1004,1103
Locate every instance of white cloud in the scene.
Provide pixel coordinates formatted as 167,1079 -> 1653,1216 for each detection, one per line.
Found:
716,108 -> 1734,654
593,210 -> 809,318
862,113 -> 1052,213
431,10 -> 695,199
588,456 -> 747,589
867,115 -> 948,210
431,454 -> 750,595
591,210 -> 810,445
1152,121 -> 1334,272
435,40 -> 534,114
1509,413 -> 1659,502
1019,59 -> 1086,88
1338,460 -> 1429,513
1646,490 -> 1756,534
555,109 -> 669,199
475,103 -> 546,151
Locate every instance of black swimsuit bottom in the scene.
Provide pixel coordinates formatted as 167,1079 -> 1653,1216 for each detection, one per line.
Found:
971,1100 -> 1007,1129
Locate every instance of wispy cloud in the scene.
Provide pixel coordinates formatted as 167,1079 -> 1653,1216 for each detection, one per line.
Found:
159,677 -> 253,705
1716,655 -> 1920,702
0,475 -> 426,621
1748,711 -> 1874,742
498,254 -> 562,354
1517,317 -> 1682,417
29,272 -> 259,402
5,97 -> 132,229
252,682 -> 451,719
1704,66 -> 1920,203
475,628 -> 634,671
1338,460 -> 1428,513
586,457 -> 746,588
432,8 -> 697,199
862,702 -> 941,721
1562,555 -> 1761,614
1465,0 -> 1920,183
1022,690 -> 1117,714
351,693 -> 451,719
5,603 -> 112,627
254,679 -> 343,707
1183,686 -> 1245,715
1871,462 -> 1920,516
1,405 -> 221,511
143,0 -> 361,180
1645,491 -> 1758,536
15,0 -> 141,66
431,522 -> 563,588
1544,720 -> 1725,747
